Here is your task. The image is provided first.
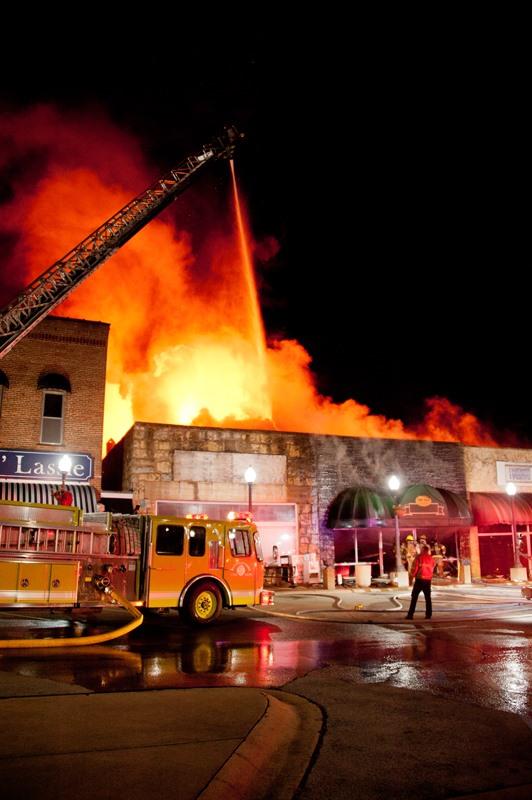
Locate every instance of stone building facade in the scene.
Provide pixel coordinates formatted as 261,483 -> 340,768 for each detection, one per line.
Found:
111,421 -> 467,567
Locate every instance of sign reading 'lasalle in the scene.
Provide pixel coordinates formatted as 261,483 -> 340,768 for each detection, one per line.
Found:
0,449 -> 93,481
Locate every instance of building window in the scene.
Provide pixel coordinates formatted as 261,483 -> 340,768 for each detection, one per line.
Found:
40,391 -> 65,445
38,372 -> 71,446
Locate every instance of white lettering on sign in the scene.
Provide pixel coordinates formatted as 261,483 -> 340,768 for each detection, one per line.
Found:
15,455 -> 31,475
2,450 -> 93,481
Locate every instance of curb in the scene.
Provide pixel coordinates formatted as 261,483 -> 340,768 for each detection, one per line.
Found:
198,690 -> 322,800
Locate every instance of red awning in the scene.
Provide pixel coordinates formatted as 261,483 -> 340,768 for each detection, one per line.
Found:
470,493 -> 532,526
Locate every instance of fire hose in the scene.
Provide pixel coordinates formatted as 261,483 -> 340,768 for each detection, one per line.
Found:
0,577 -> 143,649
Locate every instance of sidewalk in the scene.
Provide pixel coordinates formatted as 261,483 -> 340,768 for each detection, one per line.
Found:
0,672 -> 322,800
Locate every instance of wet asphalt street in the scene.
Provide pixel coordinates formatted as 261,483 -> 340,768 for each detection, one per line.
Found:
1,606 -> 531,723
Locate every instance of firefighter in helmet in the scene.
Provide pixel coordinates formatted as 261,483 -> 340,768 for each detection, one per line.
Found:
401,534 -> 418,581
431,539 -> 446,577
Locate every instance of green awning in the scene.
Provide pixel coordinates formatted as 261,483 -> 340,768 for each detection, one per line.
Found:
328,484 -> 472,529
327,486 -> 392,529
397,484 -> 472,526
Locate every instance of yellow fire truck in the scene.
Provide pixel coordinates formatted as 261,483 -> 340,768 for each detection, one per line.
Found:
0,499 -> 265,647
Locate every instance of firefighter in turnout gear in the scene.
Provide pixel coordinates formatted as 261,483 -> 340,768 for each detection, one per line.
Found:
401,535 -> 418,582
431,540 -> 446,577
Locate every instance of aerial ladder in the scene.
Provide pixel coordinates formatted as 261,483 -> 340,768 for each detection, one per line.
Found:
0,126 -> 243,358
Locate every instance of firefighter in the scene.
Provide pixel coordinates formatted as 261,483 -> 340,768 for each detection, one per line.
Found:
406,544 -> 435,619
401,535 -> 418,580
53,487 -> 73,506
431,539 -> 446,577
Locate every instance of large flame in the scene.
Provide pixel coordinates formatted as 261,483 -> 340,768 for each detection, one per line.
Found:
0,107 -> 497,450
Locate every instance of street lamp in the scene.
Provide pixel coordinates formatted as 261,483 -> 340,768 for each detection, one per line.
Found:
58,455 -> 72,491
505,481 -> 521,570
245,466 -> 256,513
54,455 -> 73,506
387,474 -> 407,584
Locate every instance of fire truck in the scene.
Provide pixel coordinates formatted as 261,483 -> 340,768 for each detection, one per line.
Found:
0,125 -> 269,646
0,499 -> 265,645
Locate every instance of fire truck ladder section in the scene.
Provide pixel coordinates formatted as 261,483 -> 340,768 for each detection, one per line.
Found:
0,126 -> 243,358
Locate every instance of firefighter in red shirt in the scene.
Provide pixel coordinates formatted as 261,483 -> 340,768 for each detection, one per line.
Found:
405,544 -> 435,620
53,487 -> 73,506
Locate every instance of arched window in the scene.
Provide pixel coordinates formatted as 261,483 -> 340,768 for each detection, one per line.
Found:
0,369 -> 9,417
38,373 -> 71,445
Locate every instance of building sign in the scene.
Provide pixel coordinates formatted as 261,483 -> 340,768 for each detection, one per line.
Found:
496,461 -> 532,486
401,500 -> 445,517
0,449 -> 93,481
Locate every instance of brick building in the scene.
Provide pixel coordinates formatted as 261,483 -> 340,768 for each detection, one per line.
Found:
0,316 -> 109,510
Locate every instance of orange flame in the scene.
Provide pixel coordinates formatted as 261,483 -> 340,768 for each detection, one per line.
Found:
0,107 -> 497,450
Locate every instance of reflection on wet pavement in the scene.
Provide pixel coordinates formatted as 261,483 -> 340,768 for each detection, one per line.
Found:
0,610 -> 530,720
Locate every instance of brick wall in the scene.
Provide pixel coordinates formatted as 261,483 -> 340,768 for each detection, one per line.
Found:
120,422 -> 467,564
0,316 -> 109,489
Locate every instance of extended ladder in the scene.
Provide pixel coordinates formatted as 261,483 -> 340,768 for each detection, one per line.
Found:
0,126 -> 243,358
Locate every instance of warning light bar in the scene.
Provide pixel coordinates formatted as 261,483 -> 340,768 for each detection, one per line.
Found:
227,511 -> 253,522
186,513 -> 209,520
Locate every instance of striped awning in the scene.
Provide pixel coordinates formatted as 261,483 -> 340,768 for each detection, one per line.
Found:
0,481 -> 97,512
470,492 -> 532,526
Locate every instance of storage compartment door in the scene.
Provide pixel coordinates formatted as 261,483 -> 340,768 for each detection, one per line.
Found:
49,562 -> 79,604
0,561 -> 19,604
16,562 -> 50,604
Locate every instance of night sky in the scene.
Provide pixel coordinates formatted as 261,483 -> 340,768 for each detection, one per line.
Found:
0,23 -> 527,442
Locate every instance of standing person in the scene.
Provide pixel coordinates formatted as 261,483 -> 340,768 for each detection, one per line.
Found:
405,544 -> 435,620
53,487 -> 73,506
402,535 -> 417,577
432,539 -> 446,577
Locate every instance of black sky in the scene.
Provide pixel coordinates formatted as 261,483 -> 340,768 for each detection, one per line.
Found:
0,22 -> 528,442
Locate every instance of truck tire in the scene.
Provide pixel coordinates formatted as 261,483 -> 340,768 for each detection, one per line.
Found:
183,581 -> 223,625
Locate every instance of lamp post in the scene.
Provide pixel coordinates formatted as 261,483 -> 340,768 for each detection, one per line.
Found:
54,455 -> 73,506
505,481 -> 521,570
388,474 -> 407,585
58,455 -> 72,491
245,466 -> 256,513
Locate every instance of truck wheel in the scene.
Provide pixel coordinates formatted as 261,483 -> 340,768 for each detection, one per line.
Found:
184,581 -> 223,625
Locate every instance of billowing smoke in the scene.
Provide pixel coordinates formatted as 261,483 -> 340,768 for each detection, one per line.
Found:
0,106 -> 497,450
